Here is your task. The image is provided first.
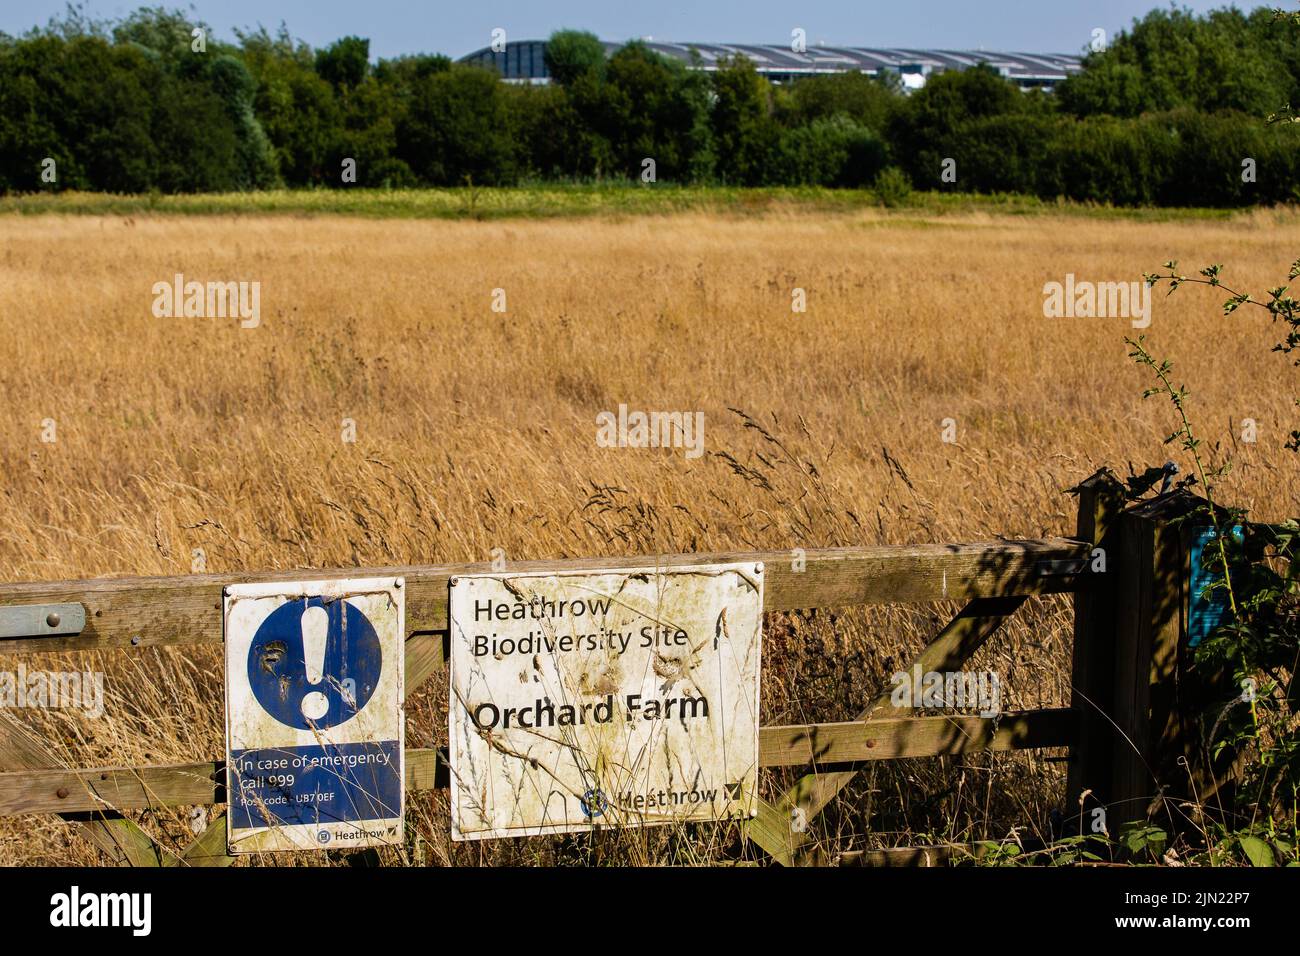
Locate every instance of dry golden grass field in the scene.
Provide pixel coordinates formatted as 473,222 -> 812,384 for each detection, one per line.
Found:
0,205 -> 1296,865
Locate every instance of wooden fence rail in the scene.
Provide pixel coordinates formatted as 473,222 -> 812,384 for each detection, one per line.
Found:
0,538 -> 1090,657
0,470 -> 1232,866
0,709 -> 1077,817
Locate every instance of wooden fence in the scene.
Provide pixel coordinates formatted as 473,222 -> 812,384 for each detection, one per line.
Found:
0,469 -> 1231,865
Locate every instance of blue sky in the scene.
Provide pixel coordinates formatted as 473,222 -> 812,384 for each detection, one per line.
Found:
1,1 -> 1267,59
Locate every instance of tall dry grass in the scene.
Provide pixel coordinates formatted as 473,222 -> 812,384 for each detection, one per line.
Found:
0,206 -> 1296,865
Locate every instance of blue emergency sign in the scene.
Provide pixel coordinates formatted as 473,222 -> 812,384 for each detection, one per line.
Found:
226,588 -> 403,846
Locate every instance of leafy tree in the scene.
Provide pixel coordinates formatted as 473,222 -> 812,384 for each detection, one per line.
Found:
888,63 -> 1032,188
773,115 -> 888,187
543,29 -> 605,86
397,64 -> 519,185
510,79 -> 613,180
710,55 -> 777,185
152,71 -> 243,191
109,7 -> 276,188
777,71 -> 901,133
941,114 -> 1058,196
373,53 -> 451,86
1056,60 -> 1149,118
0,34 -> 72,192
238,25 -> 340,186
111,5 -> 222,81
208,53 -> 279,187
316,35 -> 369,92
332,69 -> 413,187
2,2 -> 1299,203
0,30 -> 245,192
1059,7 -> 1299,117
601,41 -> 710,181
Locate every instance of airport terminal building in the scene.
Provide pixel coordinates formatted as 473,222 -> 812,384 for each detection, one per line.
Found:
460,39 -> 1083,90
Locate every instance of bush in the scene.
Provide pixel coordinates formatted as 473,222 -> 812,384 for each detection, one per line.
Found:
1037,114 -> 1177,205
873,166 -> 912,207
943,114 -> 1056,195
773,116 -> 888,187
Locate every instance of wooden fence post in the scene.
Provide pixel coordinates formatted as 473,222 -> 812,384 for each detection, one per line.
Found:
1066,468 -> 1125,823
1109,490 -> 1238,837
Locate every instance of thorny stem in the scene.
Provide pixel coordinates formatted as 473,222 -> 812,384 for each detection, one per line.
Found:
1125,335 -> 1239,618
1133,258 -> 1300,745
1127,333 -> 1261,747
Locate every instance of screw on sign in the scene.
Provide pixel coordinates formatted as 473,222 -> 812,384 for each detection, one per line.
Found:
223,578 -> 405,854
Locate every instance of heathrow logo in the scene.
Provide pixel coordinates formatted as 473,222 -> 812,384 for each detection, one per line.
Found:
580,787 -> 609,818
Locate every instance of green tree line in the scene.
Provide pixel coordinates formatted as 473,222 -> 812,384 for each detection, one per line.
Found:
2,5 -> 1299,205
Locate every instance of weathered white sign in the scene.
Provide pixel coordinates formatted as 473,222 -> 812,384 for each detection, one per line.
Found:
448,562 -> 763,840
223,577 -> 405,853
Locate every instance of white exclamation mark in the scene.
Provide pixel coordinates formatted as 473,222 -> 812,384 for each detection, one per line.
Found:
301,605 -> 330,722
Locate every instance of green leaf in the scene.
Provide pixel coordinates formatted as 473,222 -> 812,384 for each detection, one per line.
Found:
1240,835 -> 1276,867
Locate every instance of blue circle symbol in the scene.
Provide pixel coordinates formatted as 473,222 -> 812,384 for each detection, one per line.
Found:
246,596 -> 382,731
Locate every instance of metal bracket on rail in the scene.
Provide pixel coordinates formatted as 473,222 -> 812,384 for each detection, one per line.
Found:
1035,558 -> 1088,577
0,602 -> 87,640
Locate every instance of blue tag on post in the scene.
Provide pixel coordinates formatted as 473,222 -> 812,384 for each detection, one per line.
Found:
1188,525 -> 1242,648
